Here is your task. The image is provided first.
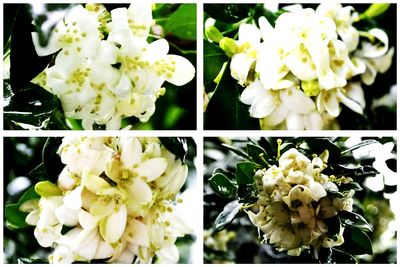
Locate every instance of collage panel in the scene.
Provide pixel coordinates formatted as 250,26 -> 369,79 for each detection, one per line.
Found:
204,137 -> 397,263
203,3 -> 397,130
3,3 -> 197,130
4,136 -> 199,263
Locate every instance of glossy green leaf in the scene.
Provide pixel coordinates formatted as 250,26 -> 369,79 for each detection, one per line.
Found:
306,138 -> 341,162
18,258 -> 47,264
4,83 -> 59,127
204,41 -> 228,86
221,143 -> 249,160
5,186 -> 40,229
333,165 -> 378,180
9,5 -> 53,89
209,173 -> 237,198
331,248 -> 357,263
159,137 -> 188,162
5,204 -> 30,229
247,144 -> 269,166
339,210 -> 373,232
42,137 -> 63,182
340,227 -> 373,255
325,216 -> 341,239
204,62 -> 260,129
164,4 -> 196,40
338,181 -> 363,192
235,162 -> 255,185
204,4 -> 255,23
214,200 -> 241,231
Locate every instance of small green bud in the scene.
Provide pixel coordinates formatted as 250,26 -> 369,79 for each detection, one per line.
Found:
359,3 -> 390,20
205,26 -> 224,43
219,37 -> 238,58
302,80 -> 321,97
35,181 -> 62,197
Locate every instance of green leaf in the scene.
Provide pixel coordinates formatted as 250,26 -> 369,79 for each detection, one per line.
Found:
28,4 -> 72,46
331,248 -> 357,263
204,62 -> 260,129
18,258 -> 47,264
214,200 -> 241,231
326,190 -> 344,198
4,83 -> 60,127
42,137 -> 63,181
5,204 -> 30,229
222,143 -> 249,159
340,227 -> 373,255
204,41 -> 228,86
360,3 -> 390,20
325,216 -> 341,239
306,138 -> 341,162
204,4 -> 255,23
209,173 -> 237,199
338,182 -> 363,192
341,139 -> 379,155
29,163 -> 47,180
333,165 -> 378,180
159,137 -> 188,162
247,144 -> 269,166
9,5 -> 53,89
339,210 -> 373,232
235,162 -> 255,185
164,4 -> 196,41
5,186 -> 40,229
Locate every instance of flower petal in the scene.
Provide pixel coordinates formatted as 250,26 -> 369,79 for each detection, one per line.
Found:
249,91 -> 277,118
281,88 -> 315,114
240,79 -> 264,105
155,244 -> 179,263
121,138 -> 142,168
128,178 -> 152,204
136,158 -> 168,181
124,219 -> 150,246
164,55 -> 195,86
100,205 -> 127,243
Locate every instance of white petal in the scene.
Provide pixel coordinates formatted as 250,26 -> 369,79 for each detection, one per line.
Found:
142,39 -> 169,64
63,185 -> 83,210
258,16 -> 275,42
261,103 -> 289,127
79,209 -> 99,229
282,46 -> 317,81
125,219 -> 150,246
323,91 -> 341,117
58,167 -> 77,191
240,79 -> 265,105
281,88 -> 315,114
100,205 -> 127,243
121,138 -> 142,168
249,91 -> 277,118
164,55 -> 195,86
304,112 -> 325,130
94,240 -> 115,259
337,90 -> 363,114
136,158 -> 168,181
34,225 -> 57,247
361,60 -> 377,85
156,244 -> 179,263
238,23 -> 260,46
74,228 -> 100,261
346,82 -> 365,109
115,247 -> 135,264
286,112 -> 304,130
128,178 -> 152,204
55,205 -> 79,227
162,164 -> 188,197
94,40 -> 119,65
372,47 -> 395,73
308,181 -> 327,201
231,53 -> 255,86
337,25 -> 359,52
26,210 -> 40,225
357,28 -> 389,58
110,7 -> 129,29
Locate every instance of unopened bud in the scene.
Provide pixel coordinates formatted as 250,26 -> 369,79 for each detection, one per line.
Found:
302,80 -> 320,97
219,37 -> 238,58
35,181 -> 62,197
205,26 -> 223,43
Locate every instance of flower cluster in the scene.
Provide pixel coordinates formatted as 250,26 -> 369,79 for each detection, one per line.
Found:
23,137 -> 191,263
32,3 -> 195,130
246,148 -> 354,256
224,3 -> 393,129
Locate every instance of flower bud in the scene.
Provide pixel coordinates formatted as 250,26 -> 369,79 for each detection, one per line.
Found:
302,80 -> 321,97
35,181 -> 62,197
219,37 -> 238,57
205,26 -> 223,43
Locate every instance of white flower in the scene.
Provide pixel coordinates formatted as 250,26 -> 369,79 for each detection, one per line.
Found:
27,137 -> 191,263
32,3 -> 195,130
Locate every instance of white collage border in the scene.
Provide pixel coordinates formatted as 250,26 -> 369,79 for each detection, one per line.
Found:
0,0 -> 399,265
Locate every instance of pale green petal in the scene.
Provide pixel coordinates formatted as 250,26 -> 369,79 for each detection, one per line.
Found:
82,172 -> 112,194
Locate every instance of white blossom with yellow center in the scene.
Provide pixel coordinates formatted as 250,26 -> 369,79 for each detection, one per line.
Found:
25,137 -> 191,263
32,3 -> 195,129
